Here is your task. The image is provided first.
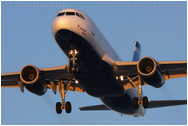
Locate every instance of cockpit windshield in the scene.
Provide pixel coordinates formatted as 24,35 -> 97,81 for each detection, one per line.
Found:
66,12 -> 75,15
57,11 -> 85,20
57,12 -> 65,16
77,13 -> 85,20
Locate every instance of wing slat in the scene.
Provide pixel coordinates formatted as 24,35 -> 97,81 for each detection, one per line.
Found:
1,72 -> 20,81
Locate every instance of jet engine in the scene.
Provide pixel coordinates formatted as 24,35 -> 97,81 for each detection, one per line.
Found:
137,57 -> 165,88
20,65 -> 47,95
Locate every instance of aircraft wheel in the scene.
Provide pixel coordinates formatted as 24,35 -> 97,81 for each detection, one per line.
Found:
65,101 -> 72,114
56,102 -> 62,114
133,97 -> 139,109
143,96 -> 149,108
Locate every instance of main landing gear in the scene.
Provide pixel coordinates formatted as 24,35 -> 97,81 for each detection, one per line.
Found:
56,49 -> 79,114
127,75 -> 149,109
56,80 -> 72,114
68,49 -> 79,73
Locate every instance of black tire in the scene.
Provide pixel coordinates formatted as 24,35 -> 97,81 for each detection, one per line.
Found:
133,97 -> 139,109
65,101 -> 72,114
56,102 -> 62,114
143,96 -> 149,108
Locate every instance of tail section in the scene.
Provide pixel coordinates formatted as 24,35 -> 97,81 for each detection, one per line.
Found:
132,41 -> 141,61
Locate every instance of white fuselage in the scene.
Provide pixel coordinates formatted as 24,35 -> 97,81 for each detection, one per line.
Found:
52,9 -> 120,61
52,8 -> 145,116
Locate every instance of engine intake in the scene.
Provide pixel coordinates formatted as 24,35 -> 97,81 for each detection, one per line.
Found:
137,57 -> 164,88
20,65 -> 46,95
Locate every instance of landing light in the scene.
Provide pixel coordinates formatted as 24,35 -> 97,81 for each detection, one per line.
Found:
75,80 -> 79,84
120,76 -> 124,81
69,50 -> 73,55
75,50 -> 78,55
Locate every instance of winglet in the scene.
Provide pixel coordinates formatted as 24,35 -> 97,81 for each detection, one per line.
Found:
132,41 -> 141,61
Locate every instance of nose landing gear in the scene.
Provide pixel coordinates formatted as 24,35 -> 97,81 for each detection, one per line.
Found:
68,49 -> 79,73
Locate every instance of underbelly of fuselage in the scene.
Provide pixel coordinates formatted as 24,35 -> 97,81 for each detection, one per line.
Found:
55,29 -> 125,97
55,29 -> 145,116
101,90 -> 145,116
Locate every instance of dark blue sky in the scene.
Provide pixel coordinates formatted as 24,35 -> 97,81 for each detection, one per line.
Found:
1,1 -> 187,125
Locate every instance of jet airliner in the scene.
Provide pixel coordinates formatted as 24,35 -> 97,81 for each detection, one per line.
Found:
2,8 -> 187,117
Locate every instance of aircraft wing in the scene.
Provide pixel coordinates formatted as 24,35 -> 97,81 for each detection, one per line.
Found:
114,60 -> 187,78
158,61 -> 187,80
114,60 -> 187,89
1,65 -> 84,92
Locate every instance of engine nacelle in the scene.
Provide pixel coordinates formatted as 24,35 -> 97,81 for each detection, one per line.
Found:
137,57 -> 165,88
20,65 -> 47,95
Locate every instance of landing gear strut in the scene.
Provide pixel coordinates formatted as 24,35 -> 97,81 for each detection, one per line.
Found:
127,75 -> 149,109
68,49 -> 79,73
56,80 -> 72,114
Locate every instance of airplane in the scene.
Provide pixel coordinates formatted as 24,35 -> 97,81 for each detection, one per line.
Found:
1,8 -> 187,117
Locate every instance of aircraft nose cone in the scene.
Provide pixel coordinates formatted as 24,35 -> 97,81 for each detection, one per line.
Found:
52,17 -> 65,38
52,16 -> 77,38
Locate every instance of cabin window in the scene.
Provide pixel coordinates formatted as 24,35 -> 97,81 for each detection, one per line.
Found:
91,31 -> 95,36
57,12 -> 65,17
66,12 -> 75,15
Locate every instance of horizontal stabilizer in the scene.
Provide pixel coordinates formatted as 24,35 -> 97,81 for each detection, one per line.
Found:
79,104 -> 110,111
148,100 -> 187,109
